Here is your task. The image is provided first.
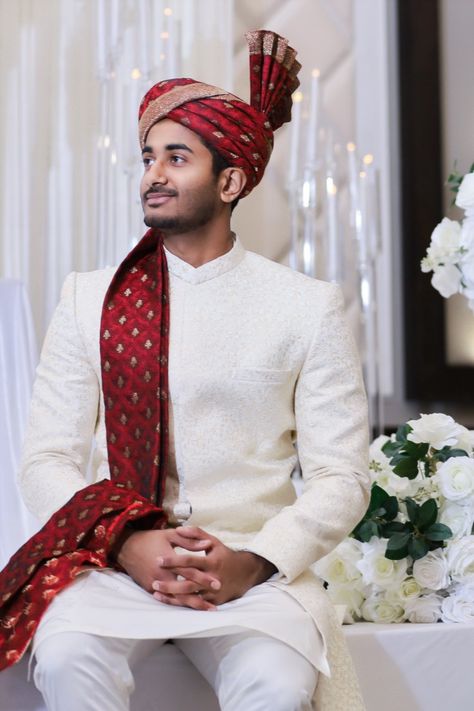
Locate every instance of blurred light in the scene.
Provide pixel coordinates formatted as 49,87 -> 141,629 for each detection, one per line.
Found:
326,177 -> 337,195
361,277 -> 370,307
293,90 -> 303,103
311,68 -> 320,78
302,180 -> 311,208
111,151 -> 117,165
164,7 -> 173,15
160,53 -> 166,61
347,142 -> 356,152
363,153 -> 374,165
104,135 -> 111,148
161,31 -> 169,39
131,68 -> 141,80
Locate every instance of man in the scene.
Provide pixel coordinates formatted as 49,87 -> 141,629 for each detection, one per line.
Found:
0,30 -> 369,710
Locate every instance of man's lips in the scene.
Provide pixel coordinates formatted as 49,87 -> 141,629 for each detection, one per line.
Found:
145,191 -> 177,206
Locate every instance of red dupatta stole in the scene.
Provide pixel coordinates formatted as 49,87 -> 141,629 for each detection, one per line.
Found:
0,230 -> 169,669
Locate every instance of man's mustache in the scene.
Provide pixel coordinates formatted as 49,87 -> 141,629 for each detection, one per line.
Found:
144,186 -> 178,199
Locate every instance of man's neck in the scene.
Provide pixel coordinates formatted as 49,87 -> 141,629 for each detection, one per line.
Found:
162,229 -> 235,268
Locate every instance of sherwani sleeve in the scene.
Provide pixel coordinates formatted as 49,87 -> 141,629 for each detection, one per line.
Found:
245,284 -> 370,583
18,273 -> 100,523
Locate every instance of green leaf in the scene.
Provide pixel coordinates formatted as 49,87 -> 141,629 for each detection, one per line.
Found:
381,521 -> 409,537
392,455 -> 419,479
403,441 -> 429,459
357,520 -> 380,542
396,423 -> 412,443
382,440 -> 403,458
424,523 -> 453,541
405,498 -> 419,525
417,499 -> 438,532
385,532 -> 410,560
433,448 -> 469,463
408,537 -> 429,561
383,496 -> 399,521
367,484 -> 390,515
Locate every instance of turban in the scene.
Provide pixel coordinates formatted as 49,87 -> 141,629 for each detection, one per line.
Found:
138,30 -> 301,197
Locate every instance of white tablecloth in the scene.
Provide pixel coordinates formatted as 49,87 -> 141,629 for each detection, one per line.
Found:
0,279 -> 40,568
345,621 -> 474,710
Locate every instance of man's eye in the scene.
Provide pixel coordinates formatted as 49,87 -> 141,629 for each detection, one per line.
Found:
170,155 -> 185,164
143,157 -> 154,168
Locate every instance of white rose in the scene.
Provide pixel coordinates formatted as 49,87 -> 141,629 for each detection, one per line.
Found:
441,583 -> 474,623
455,173 -> 474,211
436,456 -> 474,503
439,500 -> 474,538
313,539 -> 362,586
412,548 -> 450,590
327,585 -> 365,623
431,264 -> 462,298
461,256 -> 474,293
430,217 -> 462,256
386,576 -> 422,603
447,536 -> 474,583
460,217 -> 474,252
407,413 -> 466,451
361,592 -> 405,623
357,537 -> 408,590
405,593 -> 442,623
454,426 -> 474,454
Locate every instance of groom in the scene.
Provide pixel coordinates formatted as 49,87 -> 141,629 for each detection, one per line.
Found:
1,30 -> 369,711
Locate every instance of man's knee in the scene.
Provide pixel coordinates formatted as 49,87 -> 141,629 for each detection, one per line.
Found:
34,632 -> 134,698
218,649 -> 317,711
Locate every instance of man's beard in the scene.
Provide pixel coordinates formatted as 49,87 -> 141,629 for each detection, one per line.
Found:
143,188 -> 220,234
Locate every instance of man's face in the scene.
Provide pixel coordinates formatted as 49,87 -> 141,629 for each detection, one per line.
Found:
140,119 -> 223,234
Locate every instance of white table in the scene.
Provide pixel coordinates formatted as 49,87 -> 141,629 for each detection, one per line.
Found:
345,622 -> 474,711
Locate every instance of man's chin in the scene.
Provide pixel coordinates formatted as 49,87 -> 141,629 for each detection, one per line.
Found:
143,215 -> 180,231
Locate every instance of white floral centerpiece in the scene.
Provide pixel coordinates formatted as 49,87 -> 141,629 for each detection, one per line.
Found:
421,165 -> 474,312
315,413 -> 474,624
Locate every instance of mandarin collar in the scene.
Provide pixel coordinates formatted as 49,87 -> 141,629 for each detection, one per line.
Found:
163,234 -> 245,285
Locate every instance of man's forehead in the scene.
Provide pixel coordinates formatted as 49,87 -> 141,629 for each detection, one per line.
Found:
144,118 -> 201,149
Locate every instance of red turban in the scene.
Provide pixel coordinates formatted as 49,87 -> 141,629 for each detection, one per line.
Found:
138,30 -> 301,197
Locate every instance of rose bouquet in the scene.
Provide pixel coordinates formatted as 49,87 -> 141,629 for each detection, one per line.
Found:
315,413 -> 474,623
421,165 -> 474,312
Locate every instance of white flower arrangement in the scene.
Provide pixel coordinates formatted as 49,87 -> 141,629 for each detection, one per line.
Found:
314,413 -> 474,623
421,166 -> 474,311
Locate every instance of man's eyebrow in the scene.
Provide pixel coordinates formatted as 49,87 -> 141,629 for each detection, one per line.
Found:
141,143 -> 194,155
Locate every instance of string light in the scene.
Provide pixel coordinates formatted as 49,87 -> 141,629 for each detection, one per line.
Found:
363,153 -> 374,165
292,90 -> 303,103
131,68 -> 141,79
161,31 -> 169,40
347,142 -> 356,152
164,7 -> 172,15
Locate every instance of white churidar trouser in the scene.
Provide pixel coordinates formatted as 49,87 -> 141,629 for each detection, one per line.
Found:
33,630 -> 318,711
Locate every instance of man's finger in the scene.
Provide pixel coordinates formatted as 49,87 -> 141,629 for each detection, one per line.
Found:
153,579 -> 215,596
153,591 -> 216,611
158,554 -> 210,570
174,526 -> 213,541
166,567 -> 221,591
169,533 -> 212,551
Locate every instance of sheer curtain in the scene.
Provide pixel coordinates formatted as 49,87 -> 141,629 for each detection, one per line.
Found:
0,0 -> 234,343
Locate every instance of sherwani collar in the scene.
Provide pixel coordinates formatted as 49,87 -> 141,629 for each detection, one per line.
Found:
163,234 -> 245,285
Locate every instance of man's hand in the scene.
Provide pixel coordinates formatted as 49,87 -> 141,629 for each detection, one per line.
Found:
152,526 -> 277,609
115,529 -> 221,610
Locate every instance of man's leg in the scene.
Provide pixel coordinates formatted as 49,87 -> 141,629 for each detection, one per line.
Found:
176,631 -> 318,711
33,632 -> 164,711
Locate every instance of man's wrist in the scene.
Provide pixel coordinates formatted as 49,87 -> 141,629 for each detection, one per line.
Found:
239,551 -> 277,586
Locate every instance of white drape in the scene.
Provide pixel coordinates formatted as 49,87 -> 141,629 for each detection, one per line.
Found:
0,0 -> 233,343
0,279 -> 40,568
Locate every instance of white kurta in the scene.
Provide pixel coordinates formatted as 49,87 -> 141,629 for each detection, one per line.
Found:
20,236 -> 370,710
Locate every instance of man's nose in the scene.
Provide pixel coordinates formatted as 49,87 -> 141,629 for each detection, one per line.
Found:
148,159 -> 168,184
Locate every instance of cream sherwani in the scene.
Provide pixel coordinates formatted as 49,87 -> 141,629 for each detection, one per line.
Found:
20,236 -> 370,710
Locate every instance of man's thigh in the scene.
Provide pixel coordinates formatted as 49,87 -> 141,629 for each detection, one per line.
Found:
175,632 -> 318,711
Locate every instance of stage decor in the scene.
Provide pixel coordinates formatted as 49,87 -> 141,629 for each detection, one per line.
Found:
287,77 -> 383,434
315,413 -> 474,624
422,164 -> 474,313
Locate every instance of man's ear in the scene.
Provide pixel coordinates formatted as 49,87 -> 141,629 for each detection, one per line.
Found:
219,167 -> 247,205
